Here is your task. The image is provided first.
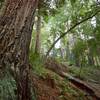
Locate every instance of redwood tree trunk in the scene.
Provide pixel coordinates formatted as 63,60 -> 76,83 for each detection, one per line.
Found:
0,0 -> 38,100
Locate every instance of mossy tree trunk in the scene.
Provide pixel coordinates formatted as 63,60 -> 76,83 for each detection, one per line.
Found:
0,0 -> 38,100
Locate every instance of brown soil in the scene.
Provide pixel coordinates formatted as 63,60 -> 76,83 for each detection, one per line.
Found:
32,74 -> 60,100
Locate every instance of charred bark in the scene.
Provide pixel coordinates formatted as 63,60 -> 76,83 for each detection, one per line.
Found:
0,0 -> 38,100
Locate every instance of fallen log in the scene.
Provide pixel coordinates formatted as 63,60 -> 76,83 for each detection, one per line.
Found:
44,57 -> 100,100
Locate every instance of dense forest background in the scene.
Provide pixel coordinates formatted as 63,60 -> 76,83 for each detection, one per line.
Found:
0,0 -> 100,100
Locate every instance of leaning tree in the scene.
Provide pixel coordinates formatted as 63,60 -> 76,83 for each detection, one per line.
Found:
0,0 -> 38,100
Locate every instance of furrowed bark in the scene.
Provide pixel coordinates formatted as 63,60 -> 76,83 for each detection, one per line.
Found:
0,0 -> 38,100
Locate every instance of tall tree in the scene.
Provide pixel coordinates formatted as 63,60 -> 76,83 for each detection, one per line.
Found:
34,8 -> 41,54
0,0 -> 38,100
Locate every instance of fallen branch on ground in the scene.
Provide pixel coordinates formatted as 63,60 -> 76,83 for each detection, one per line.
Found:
44,57 -> 100,99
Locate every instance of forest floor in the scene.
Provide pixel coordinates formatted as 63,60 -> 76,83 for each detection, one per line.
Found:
31,68 -> 100,100
68,65 -> 100,99
31,71 -> 93,100
30,56 -> 100,100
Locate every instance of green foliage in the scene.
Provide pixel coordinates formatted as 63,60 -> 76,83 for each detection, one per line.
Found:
30,0 -> 100,73
0,70 -> 16,100
60,80 -> 77,94
70,0 -> 76,6
29,50 -> 47,77
59,78 -> 85,100
0,0 -> 4,9
1,0 -> 100,99
30,0 -> 100,97
68,65 -> 100,81
72,39 -> 86,57
55,0 -> 66,8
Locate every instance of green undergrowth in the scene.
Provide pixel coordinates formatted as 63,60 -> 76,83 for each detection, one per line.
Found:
29,52 -> 47,77
29,52 -> 96,99
29,52 -> 87,99
68,65 -> 100,82
58,78 -> 86,100
29,51 -> 64,80
0,69 -> 16,100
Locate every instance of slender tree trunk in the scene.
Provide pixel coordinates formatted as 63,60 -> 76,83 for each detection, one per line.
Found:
97,56 -> 100,66
95,56 -> 99,66
52,33 -> 56,57
88,49 -> 94,66
60,48 -> 64,59
0,0 -> 38,100
34,10 -> 41,54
